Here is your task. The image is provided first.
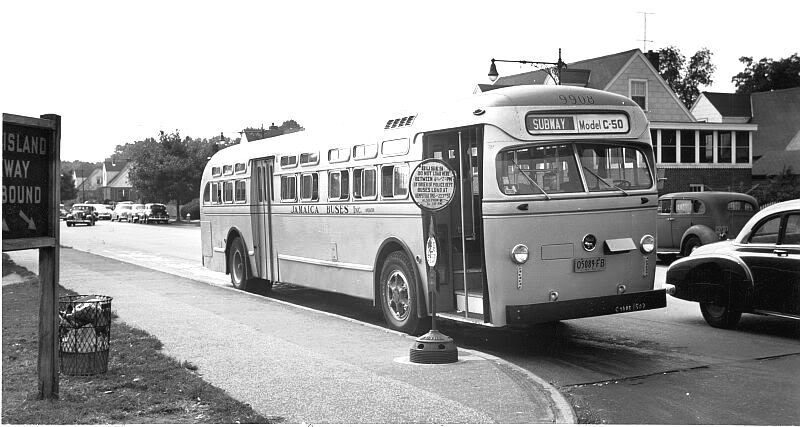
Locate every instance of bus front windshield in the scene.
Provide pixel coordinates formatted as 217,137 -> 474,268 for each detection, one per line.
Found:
496,142 -> 653,196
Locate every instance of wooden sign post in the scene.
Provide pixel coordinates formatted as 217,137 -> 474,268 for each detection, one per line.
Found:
2,113 -> 61,399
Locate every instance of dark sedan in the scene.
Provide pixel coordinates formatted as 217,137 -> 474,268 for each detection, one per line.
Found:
665,199 -> 800,328
65,204 -> 97,227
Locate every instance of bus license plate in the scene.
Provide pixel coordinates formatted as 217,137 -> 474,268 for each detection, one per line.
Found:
574,257 -> 606,273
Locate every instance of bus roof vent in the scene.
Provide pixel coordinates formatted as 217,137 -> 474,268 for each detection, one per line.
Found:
384,115 -> 416,130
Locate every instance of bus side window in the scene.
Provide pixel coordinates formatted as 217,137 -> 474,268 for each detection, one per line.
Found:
203,182 -> 211,204
300,173 -> 319,202
353,167 -> 377,200
329,170 -> 349,201
281,175 -> 297,202
211,182 -> 222,204
234,180 -> 247,203
223,181 -> 234,204
380,164 -> 409,199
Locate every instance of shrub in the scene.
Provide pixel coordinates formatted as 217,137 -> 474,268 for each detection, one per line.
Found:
180,199 -> 200,220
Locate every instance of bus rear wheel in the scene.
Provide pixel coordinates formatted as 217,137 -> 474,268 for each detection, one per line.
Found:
379,251 -> 430,335
229,237 -> 250,290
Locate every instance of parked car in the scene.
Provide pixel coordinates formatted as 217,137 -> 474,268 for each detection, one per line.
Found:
91,204 -> 113,220
59,204 -> 68,220
128,204 -> 146,223
140,203 -> 170,224
111,203 -> 134,222
657,191 -> 758,259
65,204 -> 96,227
665,199 -> 800,329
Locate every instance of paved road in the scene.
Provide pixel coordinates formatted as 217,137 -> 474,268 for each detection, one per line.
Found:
52,221 -> 800,423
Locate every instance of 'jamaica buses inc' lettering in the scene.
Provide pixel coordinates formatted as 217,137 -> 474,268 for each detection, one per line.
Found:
290,205 -> 364,215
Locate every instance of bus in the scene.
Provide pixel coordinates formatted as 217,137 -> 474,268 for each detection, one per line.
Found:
200,85 -> 666,334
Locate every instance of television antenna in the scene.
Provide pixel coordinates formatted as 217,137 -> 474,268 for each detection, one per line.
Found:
638,11 -> 655,51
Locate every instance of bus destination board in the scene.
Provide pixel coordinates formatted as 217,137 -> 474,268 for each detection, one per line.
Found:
2,116 -> 56,241
526,113 -> 629,135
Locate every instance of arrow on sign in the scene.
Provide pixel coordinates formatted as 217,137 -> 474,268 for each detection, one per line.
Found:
18,211 -> 37,230
2,219 -> 9,232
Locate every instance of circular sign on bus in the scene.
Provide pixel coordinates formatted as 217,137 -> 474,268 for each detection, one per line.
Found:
409,159 -> 456,212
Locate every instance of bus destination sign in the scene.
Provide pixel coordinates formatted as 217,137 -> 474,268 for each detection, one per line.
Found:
410,159 -> 456,212
526,113 -> 629,135
2,115 -> 56,242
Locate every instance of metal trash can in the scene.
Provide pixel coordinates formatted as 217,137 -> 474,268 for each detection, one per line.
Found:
58,295 -> 113,375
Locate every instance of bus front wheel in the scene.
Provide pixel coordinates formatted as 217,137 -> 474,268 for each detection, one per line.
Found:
379,251 -> 431,335
229,237 -> 250,290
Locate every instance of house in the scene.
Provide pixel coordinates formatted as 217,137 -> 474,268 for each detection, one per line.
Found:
98,160 -> 138,202
73,167 -> 103,202
478,48 -> 758,194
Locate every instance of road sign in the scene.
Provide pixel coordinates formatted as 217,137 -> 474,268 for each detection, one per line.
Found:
3,114 -> 60,246
409,159 -> 456,212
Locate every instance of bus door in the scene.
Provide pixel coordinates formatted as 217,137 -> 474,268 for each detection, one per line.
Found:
422,126 -> 488,321
252,158 -> 276,282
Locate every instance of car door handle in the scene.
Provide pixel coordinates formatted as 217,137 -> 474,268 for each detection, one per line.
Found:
774,249 -> 789,257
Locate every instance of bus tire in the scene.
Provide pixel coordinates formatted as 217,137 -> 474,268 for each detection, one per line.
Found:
379,251 -> 431,335
229,237 -> 250,290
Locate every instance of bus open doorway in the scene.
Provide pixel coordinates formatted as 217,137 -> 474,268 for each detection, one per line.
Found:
422,126 -> 488,323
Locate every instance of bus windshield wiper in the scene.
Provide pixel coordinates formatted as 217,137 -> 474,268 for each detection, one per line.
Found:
581,166 -> 629,196
512,160 -> 551,200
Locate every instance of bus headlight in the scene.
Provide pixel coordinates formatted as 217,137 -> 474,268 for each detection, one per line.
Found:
511,244 -> 529,264
640,234 -> 655,254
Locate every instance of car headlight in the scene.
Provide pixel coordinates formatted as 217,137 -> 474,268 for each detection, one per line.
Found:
640,234 -> 655,254
511,244 -> 529,264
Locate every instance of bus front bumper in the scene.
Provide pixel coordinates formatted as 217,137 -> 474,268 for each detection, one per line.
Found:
505,289 -> 666,326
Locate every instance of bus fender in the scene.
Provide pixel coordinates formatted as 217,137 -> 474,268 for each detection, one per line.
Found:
666,253 -> 755,311
225,226 -> 252,275
681,224 -> 719,248
373,237 -> 429,318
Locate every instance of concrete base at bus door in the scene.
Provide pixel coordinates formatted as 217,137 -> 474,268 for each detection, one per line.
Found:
409,329 -> 458,364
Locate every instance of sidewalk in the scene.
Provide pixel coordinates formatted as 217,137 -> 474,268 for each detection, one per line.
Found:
3,248 -> 575,424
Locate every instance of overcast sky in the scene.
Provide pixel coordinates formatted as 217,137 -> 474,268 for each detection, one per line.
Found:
2,0 -> 797,162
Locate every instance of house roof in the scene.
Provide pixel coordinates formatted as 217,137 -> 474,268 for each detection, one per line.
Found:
750,87 -> 800,156
699,92 -> 752,117
106,163 -> 132,188
492,49 -> 642,90
752,149 -> 800,176
105,160 -> 127,172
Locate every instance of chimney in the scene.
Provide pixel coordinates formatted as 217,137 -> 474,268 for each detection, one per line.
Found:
645,50 -> 660,70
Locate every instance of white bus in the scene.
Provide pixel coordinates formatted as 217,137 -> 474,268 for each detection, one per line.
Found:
200,85 -> 666,334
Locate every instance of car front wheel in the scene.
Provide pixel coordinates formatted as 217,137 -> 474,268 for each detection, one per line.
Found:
700,301 -> 742,329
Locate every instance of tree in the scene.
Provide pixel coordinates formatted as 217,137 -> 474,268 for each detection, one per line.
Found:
127,131 -> 216,220
60,171 -> 78,201
657,46 -> 716,108
751,166 -> 800,205
732,53 -> 800,94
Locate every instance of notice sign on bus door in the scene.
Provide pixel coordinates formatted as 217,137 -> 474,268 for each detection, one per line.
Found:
410,159 -> 456,212
2,116 -> 56,241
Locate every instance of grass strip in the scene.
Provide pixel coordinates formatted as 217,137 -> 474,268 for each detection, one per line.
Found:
2,256 -> 280,424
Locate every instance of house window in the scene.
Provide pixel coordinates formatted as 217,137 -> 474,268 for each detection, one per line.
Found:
661,130 -> 677,163
680,130 -> 696,163
630,80 -> 647,110
718,131 -> 732,163
300,173 -> 319,201
699,131 -> 713,163
735,131 -> 750,163
689,184 -> 705,192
